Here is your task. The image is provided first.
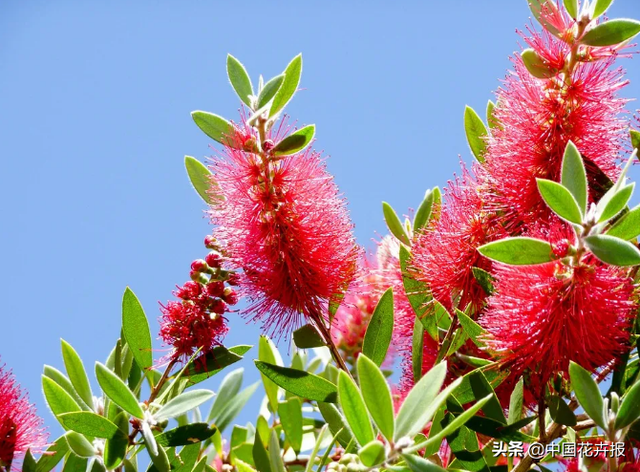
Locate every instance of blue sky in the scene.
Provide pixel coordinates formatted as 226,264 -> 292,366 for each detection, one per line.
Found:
2,0 -> 640,444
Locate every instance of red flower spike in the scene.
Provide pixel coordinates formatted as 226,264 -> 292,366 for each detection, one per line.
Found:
208,122 -> 359,336
0,362 -> 48,471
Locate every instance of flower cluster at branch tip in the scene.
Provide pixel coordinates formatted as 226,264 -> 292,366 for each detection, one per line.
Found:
158,235 -> 238,362
0,361 -> 48,471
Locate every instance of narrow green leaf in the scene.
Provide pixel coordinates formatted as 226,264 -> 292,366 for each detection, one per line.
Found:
258,336 -> 281,412
252,430 -> 272,472
358,440 -> 386,468
60,340 -> 93,410
103,412 -> 128,470
597,183 -> 634,223
631,129 -> 640,151
305,425 -> 330,472
486,100 -> 499,129
155,390 -> 215,421
521,48 -> 557,79
317,403 -> 354,449
61,454 -> 87,472
537,178 -> 583,223
394,362 -> 450,441
191,111 -> 236,147
465,370 -> 506,424
269,54 -> 302,118
207,368 -> 243,423
58,412 -> 121,439
254,361 -> 337,403
122,287 -> 153,371
563,0 -> 578,18
412,318 -> 424,383
42,376 -> 81,418
35,436 -> 68,472
356,355 -> 394,442
144,421 -> 170,472
156,423 -> 217,447
584,234 -> 640,267
278,399 -> 303,453
362,287 -> 394,366
581,19 -> 640,47
507,378 -> 524,425
569,361 -> 606,430
413,189 -> 435,232
95,362 -> 143,419
549,395 -> 577,426
471,267 -> 495,296
272,125 -> 315,157
464,106 -> 488,163
268,430 -> 285,472
453,365 -> 509,404
292,324 -> 326,349
382,202 -> 410,245
226,54 -> 253,108
257,74 -> 285,110
338,370 -> 374,446
464,415 -> 536,442
43,366 -> 89,410
528,0 -> 563,37
22,450 -> 37,472
478,237 -> 554,265
403,454 -> 447,472
399,246 -> 435,339
65,432 -> 95,458
615,378 -> 640,430
561,141 -> 588,214
456,310 -> 486,348
184,156 -> 221,205
184,345 -> 250,385
592,0 -> 614,19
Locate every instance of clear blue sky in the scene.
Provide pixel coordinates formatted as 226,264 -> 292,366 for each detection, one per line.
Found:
2,0 -> 640,443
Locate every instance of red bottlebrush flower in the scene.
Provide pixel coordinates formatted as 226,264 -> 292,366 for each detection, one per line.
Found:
479,257 -> 635,385
209,122 -> 359,336
411,164 -> 503,314
483,28 -> 628,230
0,362 -> 48,470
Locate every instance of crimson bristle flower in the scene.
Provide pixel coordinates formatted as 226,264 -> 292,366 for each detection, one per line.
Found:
209,121 -> 359,336
479,258 -> 636,385
411,164 -> 503,313
0,362 -> 48,470
483,27 -> 629,230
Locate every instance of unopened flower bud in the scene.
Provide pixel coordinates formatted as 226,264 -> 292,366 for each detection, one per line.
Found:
223,287 -> 238,305
262,139 -> 275,152
176,281 -> 201,300
206,281 -> 225,297
205,250 -> 223,268
226,272 -> 241,286
191,259 -> 209,273
190,270 -> 207,283
204,235 -> 217,249
209,298 -> 226,315
242,137 -> 257,152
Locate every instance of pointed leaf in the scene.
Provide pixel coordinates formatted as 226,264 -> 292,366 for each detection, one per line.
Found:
184,156 -> 220,205
359,440 -> 386,468
362,287 -> 394,366
60,340 -> 93,410
207,368 -> 243,423
569,361 -> 606,430
317,403 -> 354,449
413,189 -> 435,231
95,362 -> 144,419
42,376 -> 81,418
357,355 -> 394,441
36,436 -> 69,472
521,48 -> 557,79
549,395 -> 577,427
278,399 -> 303,453
464,106 -> 488,163
382,202 -> 410,245
537,178 -> 583,223
338,370 -> 374,446
292,324 -> 325,349
155,389 -> 215,421
269,54 -> 302,118
268,430 -> 285,472
252,430 -> 272,472
226,54 -> 253,108
65,432 -> 96,458
254,361 -> 337,403
508,378 -> 524,425
581,19 -> 640,47
122,287 -> 153,371
215,382 -> 259,433
155,423 -> 217,447
403,454 -> 447,472
564,0 -> 578,18
478,237 -> 554,265
412,318 -> 424,383
608,204 -> 640,241
191,111 -> 236,147
615,378 -> 640,430
257,74 -> 285,110
597,184 -> 634,223
561,141 -> 588,214
584,234 -> 640,267
184,345 -> 250,385
258,336 -> 281,412
272,125 -> 315,157
58,412 -> 122,439
592,0 -> 614,19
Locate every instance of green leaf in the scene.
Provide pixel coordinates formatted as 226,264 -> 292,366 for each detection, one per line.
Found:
272,125 -> 315,157
42,376 -> 81,418
155,423 -> 217,447
184,156 -> 220,205
268,430 -> 285,472
464,415 -> 536,442
597,184 -> 634,222
412,318 -> 424,383
528,0 -> 563,37
453,365 -> 509,405
65,432 -> 95,458
207,368 -> 243,423
549,395 -> 577,426
95,362 -> 143,419
292,324 -> 326,349
413,189 -> 435,231
521,48 -> 557,79
486,100 -> 499,129
122,287 -> 153,371
478,237 -> 554,265
382,202 -> 410,245
184,345 -> 250,384
472,267 -> 495,296
257,74 -> 285,110
36,436 -> 69,472
464,106 -> 488,163
252,430 -> 272,472
564,0 -> 578,18
278,398 -> 303,453
592,0 -> 614,19
227,54 -> 253,108
362,287 -> 394,366
581,19 -> 640,47
258,336 -> 281,412
58,412 -> 122,439
466,370 -> 507,424
317,403 -> 354,449
537,178 -> 583,223
631,129 -> 640,151
143,421 -> 170,472
103,412 -> 128,470
191,111 -> 236,147
584,234 -> 640,267
615,378 -> 640,430
402,454 -> 447,472
394,362 -> 450,441
60,340 -> 93,410
561,141 -> 588,214
358,440 -> 386,468
356,355 -> 394,442
399,246 -> 435,339
61,454 -> 87,472
22,450 -> 37,472
269,54 -> 302,118
254,361 -> 337,402
155,390 -> 215,421
338,370 -> 374,446
569,361 -> 606,430
507,378 -> 524,425
306,425 -> 331,472
456,310 -> 486,348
